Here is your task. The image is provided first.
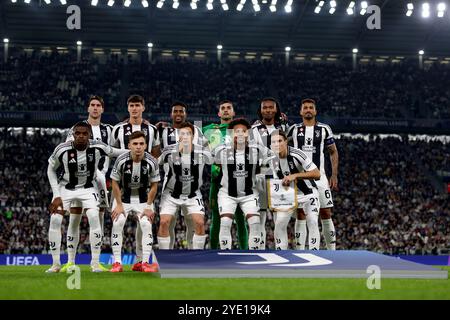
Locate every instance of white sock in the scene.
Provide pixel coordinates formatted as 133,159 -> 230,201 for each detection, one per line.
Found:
157,236 -> 171,250
274,213 -> 290,250
86,208 -> 102,265
169,215 -> 176,249
306,214 -> 320,250
48,214 -> 63,266
295,219 -> 307,250
192,234 -> 207,250
111,214 -> 126,264
185,214 -> 195,250
247,216 -> 261,250
139,216 -> 154,263
219,217 -> 233,250
259,210 -> 267,250
135,224 -> 143,261
321,218 -> 336,250
67,214 -> 81,264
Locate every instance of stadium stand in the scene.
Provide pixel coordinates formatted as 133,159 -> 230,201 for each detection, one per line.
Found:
1,50 -> 450,119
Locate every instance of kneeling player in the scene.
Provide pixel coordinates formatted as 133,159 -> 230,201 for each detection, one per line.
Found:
269,131 -> 321,250
110,131 -> 160,273
157,122 -> 212,250
214,118 -> 276,250
47,122 -> 126,272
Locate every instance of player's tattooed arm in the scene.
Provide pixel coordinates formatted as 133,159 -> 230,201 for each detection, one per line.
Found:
281,168 -> 320,186
327,143 -> 339,190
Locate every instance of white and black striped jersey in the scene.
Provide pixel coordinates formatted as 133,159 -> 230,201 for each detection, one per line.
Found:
159,144 -> 212,199
269,147 -> 318,196
110,151 -> 160,204
66,120 -> 113,145
213,142 -> 276,198
48,140 -> 120,191
159,125 -> 207,150
287,122 -> 335,174
251,120 -> 288,150
66,121 -> 113,173
111,120 -> 160,152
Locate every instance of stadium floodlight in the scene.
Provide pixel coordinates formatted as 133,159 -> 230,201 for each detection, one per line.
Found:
329,1 -> 336,15
284,0 -> 293,13
236,0 -> 246,11
220,0 -> 229,11
142,0 -> 149,7
190,0 -> 197,10
156,0 -> 164,8
360,1 -> 368,15
437,3 -> 446,18
252,0 -> 261,12
107,0 -> 114,6
206,0 -> 214,10
406,3 -> 413,16
147,42 -> 153,48
11,0 -> 17,3
217,44 -> 223,50
3,38 -> 9,43
44,0 -> 51,4
314,1 -> 325,14
352,48 -> 358,54
91,0 -> 98,6
172,0 -> 179,9
76,40 -> 82,46
60,0 -> 67,4
422,3 -> 430,18
419,50 -> 425,55
124,0 -> 131,7
285,46 -> 291,52
347,1 -> 355,15
269,0 -> 277,12
24,0 -> 31,4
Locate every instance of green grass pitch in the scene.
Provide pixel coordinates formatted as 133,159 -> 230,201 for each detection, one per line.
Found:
0,265 -> 448,300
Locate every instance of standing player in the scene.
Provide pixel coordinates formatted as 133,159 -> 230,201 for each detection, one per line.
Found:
251,97 -> 288,249
111,94 -> 160,271
158,101 -> 206,249
110,131 -> 160,273
46,122 -> 125,272
63,96 -> 112,271
287,98 -> 338,250
214,118 -> 276,250
157,122 -> 211,250
269,131 -> 321,250
202,100 -> 248,249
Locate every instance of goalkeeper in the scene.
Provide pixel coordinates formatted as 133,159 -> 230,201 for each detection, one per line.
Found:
202,100 -> 248,249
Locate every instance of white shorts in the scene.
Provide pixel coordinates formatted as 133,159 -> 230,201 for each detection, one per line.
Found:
218,189 -> 260,216
112,200 -> 155,217
315,175 -> 334,208
289,190 -> 320,218
60,187 -> 99,211
71,174 -> 108,209
160,191 -> 205,216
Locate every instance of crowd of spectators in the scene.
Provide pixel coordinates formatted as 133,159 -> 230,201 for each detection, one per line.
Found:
1,49 -> 450,119
0,128 -> 448,255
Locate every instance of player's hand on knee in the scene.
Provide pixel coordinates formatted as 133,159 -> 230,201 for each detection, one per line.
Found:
142,209 -> 155,223
49,197 -> 63,214
111,205 -> 124,221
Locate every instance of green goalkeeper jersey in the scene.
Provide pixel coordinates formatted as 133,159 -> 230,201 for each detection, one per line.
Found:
202,123 -> 230,179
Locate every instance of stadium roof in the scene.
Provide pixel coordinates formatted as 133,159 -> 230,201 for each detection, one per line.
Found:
1,0 -> 450,56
